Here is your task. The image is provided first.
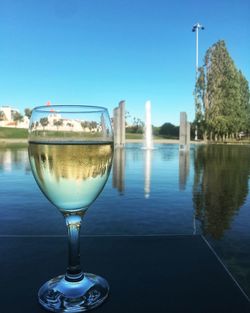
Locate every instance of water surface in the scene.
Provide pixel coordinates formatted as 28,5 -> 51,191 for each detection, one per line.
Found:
0,143 -> 250,296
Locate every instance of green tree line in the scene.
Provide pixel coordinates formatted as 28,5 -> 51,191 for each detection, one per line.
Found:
125,111 -> 179,138
195,40 -> 250,141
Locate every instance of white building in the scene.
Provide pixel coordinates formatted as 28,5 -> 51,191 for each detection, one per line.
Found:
18,115 -> 30,129
0,105 -> 29,128
0,106 -> 19,124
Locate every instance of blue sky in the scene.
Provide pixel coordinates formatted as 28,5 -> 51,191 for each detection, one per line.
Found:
0,0 -> 249,126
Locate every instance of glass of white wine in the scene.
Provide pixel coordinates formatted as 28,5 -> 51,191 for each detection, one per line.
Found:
28,105 -> 113,312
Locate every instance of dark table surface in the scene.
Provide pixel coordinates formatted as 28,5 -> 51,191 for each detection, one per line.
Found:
0,235 -> 249,313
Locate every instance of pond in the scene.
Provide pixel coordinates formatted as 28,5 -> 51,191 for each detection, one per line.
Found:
0,143 -> 250,296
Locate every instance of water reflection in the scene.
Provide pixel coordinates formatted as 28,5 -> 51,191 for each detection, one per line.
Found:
0,149 -> 12,172
0,147 -> 30,173
160,145 -> 176,161
112,146 -> 153,198
193,145 -> 250,239
144,149 -> 152,198
179,150 -> 190,191
178,149 -> 196,233
112,147 -> 125,195
1,143 -> 250,297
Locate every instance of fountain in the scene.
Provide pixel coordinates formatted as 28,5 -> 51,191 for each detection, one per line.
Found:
142,100 -> 153,198
143,100 -> 154,150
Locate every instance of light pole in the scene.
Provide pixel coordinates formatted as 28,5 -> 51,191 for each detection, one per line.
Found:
192,22 -> 204,141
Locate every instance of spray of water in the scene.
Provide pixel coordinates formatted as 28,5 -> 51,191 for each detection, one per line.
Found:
143,100 -> 154,150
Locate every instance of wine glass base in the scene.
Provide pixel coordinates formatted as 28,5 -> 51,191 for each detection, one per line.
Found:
38,273 -> 109,312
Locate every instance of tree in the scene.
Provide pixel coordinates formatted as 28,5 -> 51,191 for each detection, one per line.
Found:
40,117 -> 49,130
24,108 -> 32,119
152,125 -> 160,136
90,121 -> 98,130
238,70 -> 250,134
125,111 -> 131,127
81,121 -> 89,129
246,103 -> 250,136
195,40 -> 250,141
159,123 -> 179,138
0,111 -> 6,121
53,119 -> 63,130
12,112 -> 23,126
133,117 -> 144,133
206,40 -> 240,140
67,122 -> 73,129
125,117 -> 144,134
195,66 -> 207,139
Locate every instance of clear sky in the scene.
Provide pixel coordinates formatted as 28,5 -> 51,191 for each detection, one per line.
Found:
0,0 -> 249,126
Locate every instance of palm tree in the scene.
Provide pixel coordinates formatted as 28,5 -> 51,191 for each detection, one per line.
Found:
0,111 -> 6,121
53,119 -> 63,130
13,112 -> 23,127
40,117 -> 49,130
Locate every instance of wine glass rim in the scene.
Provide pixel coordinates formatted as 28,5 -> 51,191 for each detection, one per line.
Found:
32,105 -> 108,114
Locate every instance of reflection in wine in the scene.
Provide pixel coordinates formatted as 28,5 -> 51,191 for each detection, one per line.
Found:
29,142 -> 113,211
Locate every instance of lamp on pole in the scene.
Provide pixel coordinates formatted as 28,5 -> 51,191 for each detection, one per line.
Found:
192,22 -> 205,141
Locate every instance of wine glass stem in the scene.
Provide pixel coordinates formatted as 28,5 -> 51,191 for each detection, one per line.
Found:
64,214 -> 84,282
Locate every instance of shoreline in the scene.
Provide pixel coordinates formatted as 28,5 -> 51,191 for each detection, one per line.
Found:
126,139 -> 204,144
0,138 -> 28,144
0,138 -> 248,146
0,138 -> 201,145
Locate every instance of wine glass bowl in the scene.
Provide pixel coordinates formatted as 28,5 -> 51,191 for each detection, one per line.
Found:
28,105 -> 113,312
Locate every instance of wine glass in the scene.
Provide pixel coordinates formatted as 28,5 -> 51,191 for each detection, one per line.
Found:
28,105 -> 113,312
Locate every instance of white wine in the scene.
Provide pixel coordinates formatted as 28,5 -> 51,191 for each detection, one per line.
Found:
29,106 -> 113,311
28,142 -> 113,211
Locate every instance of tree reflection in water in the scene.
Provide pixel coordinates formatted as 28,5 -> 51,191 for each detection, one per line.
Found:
193,144 -> 250,239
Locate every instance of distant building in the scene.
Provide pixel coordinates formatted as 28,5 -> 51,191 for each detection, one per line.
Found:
0,106 -> 19,121
47,112 -> 62,125
0,105 -> 29,128
18,115 -> 30,128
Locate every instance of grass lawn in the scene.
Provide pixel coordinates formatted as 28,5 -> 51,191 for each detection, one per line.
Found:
0,127 -> 28,139
125,133 -> 177,140
126,133 -> 143,139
